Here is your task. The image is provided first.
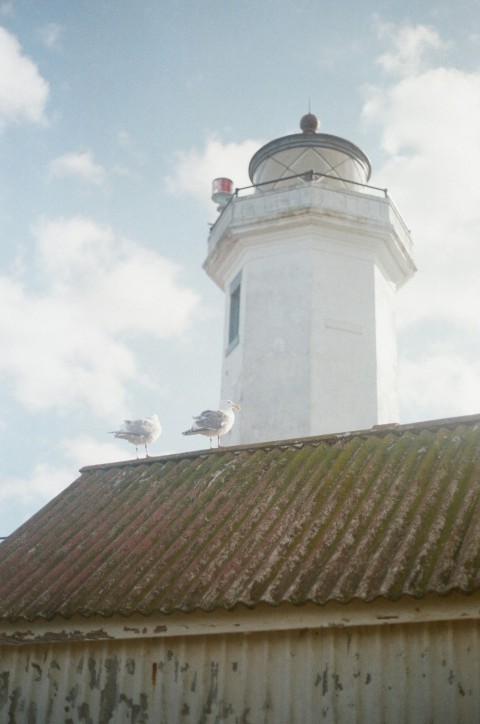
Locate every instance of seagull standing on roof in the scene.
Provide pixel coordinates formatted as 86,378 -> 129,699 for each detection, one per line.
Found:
182,400 -> 240,448
110,414 -> 162,458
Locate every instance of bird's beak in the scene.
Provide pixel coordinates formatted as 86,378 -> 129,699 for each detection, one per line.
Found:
233,403 -> 241,410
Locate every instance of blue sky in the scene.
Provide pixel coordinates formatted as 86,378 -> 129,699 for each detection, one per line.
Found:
1,0 -> 480,536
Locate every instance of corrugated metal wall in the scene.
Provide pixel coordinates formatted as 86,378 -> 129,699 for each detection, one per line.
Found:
1,620 -> 479,723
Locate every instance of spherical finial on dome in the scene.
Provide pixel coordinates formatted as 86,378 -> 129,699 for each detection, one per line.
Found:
300,113 -> 320,134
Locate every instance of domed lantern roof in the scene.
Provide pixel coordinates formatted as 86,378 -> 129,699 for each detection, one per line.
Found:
248,114 -> 371,192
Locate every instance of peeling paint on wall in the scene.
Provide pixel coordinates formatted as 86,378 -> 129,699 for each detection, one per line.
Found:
1,620 -> 480,723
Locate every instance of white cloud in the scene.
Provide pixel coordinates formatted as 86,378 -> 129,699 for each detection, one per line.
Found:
49,150 -> 107,186
117,130 -> 130,147
364,65 -> 480,330
363,21 -> 480,422
0,216 -> 199,417
164,135 -> 263,208
400,349 -> 480,423
374,19 -> 448,77
0,434 -> 127,509
37,22 -> 63,50
62,434 -> 132,468
0,462 -> 73,506
0,25 -> 49,127
33,216 -> 198,336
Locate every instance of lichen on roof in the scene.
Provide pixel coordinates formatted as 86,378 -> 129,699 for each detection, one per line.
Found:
1,414 -> 480,622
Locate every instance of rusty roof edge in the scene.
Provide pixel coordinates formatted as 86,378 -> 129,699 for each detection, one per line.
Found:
79,412 -> 480,473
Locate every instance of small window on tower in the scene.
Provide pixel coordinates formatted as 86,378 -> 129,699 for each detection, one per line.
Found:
227,272 -> 241,354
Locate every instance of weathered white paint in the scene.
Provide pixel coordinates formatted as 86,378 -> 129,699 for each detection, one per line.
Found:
2,593 -> 480,645
2,615 -> 480,723
205,177 -> 415,445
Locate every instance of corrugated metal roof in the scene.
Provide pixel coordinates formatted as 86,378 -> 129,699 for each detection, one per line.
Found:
1,414 -> 480,622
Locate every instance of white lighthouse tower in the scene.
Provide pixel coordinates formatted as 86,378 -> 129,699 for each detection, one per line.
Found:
204,114 -> 416,445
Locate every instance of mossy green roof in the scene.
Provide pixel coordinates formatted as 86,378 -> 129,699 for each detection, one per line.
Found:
1,414 -> 480,621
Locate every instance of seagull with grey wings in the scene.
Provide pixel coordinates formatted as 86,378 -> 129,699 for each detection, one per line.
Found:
110,414 -> 162,458
182,400 -> 240,448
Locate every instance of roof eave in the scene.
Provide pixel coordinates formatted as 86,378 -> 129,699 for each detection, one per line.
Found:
2,592 -> 480,646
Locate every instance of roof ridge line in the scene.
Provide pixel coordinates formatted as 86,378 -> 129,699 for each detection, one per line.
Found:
79,412 -> 480,473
